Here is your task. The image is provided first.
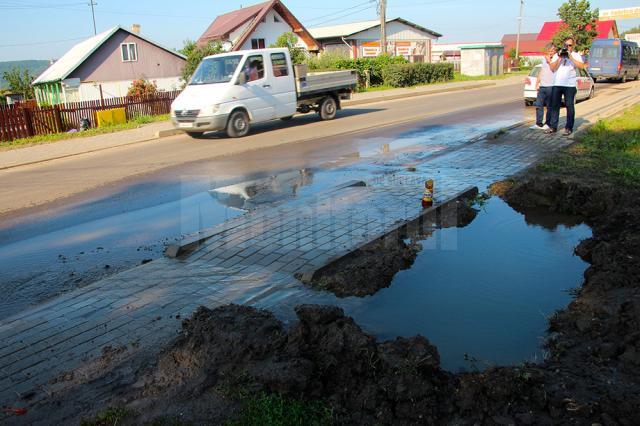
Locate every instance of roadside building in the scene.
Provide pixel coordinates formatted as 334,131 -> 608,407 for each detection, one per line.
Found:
460,45 -> 504,77
431,42 -> 501,70
197,0 -> 319,52
500,33 -> 547,62
309,18 -> 441,61
625,33 -> 640,43
32,26 -> 186,105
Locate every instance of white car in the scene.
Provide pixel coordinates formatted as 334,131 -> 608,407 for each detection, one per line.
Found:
524,64 -> 595,106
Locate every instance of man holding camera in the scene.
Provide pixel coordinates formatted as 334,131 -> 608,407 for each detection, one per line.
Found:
546,37 -> 586,136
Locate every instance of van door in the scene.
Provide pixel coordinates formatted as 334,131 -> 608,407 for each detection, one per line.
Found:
267,52 -> 297,118
237,54 -> 275,122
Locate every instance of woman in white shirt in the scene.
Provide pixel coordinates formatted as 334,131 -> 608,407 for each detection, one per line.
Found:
546,37 -> 586,136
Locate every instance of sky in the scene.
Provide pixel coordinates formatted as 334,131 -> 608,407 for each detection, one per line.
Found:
1,0 -> 639,61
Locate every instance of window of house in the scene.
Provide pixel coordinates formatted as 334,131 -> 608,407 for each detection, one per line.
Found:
271,52 -> 288,77
121,43 -> 137,62
251,39 -> 265,49
274,14 -> 281,23
242,54 -> 265,82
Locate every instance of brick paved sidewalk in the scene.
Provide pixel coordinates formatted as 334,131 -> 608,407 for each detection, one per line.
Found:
2,85 -> 640,418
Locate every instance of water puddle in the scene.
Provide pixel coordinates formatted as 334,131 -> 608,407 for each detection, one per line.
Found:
344,197 -> 591,372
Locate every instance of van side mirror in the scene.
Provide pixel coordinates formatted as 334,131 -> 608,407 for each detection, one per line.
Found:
236,72 -> 247,85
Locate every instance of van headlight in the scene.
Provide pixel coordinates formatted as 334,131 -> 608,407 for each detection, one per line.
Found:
199,104 -> 220,116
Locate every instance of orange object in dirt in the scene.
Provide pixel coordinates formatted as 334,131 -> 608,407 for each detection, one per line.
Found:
421,179 -> 434,208
3,406 -> 28,415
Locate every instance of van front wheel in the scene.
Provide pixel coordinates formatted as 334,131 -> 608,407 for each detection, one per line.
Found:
226,110 -> 250,138
319,97 -> 337,120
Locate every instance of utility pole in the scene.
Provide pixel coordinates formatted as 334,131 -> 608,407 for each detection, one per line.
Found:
515,0 -> 524,67
89,0 -> 97,35
380,0 -> 387,55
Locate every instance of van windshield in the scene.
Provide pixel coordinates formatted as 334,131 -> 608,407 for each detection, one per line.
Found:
189,55 -> 242,85
591,46 -> 619,59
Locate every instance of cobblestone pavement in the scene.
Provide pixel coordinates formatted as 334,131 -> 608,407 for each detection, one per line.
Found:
2,86 -> 640,414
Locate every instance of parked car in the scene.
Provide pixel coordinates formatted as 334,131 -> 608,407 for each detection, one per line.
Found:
171,48 -> 357,138
524,64 -> 595,106
589,38 -> 640,83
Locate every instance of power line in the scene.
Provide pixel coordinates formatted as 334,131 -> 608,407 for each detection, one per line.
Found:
0,36 -> 89,48
304,0 -> 374,24
89,0 -> 97,35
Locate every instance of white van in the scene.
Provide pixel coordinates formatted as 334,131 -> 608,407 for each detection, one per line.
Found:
171,48 -> 357,138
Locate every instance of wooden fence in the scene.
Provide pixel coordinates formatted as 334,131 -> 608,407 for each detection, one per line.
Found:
0,91 -> 179,142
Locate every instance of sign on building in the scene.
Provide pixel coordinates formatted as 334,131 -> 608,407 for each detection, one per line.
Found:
600,7 -> 640,20
362,41 -> 380,57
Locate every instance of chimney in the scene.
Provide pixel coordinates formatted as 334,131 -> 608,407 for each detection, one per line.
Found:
131,24 -> 141,35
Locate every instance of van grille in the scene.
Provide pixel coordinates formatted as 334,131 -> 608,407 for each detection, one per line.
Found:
174,109 -> 200,122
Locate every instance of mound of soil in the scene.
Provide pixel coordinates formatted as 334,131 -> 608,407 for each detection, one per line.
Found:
127,304 -> 455,424
301,190 -> 480,297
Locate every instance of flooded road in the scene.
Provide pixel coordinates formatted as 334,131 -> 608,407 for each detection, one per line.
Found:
346,197 -> 591,371
0,101 -> 528,319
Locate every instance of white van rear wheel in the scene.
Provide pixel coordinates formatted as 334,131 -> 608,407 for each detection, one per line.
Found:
319,97 -> 337,120
226,110 -> 250,138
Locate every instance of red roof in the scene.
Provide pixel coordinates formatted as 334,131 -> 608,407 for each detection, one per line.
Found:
537,20 -> 618,41
500,33 -> 548,57
199,1 -> 269,41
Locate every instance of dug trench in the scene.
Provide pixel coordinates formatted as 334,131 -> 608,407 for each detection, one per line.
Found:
12,175 -> 640,425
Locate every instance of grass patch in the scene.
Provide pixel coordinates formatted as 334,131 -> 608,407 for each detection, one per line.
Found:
536,104 -> 640,188
80,407 -> 137,426
0,114 -> 169,150
230,393 -> 333,426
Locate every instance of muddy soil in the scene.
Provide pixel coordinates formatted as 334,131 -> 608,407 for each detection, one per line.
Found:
300,190 -> 480,297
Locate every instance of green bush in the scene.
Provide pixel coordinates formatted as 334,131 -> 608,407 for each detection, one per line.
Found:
382,62 -> 454,87
306,54 -> 408,86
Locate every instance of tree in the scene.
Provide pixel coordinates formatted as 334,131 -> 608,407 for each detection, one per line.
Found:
269,32 -> 306,65
622,25 -> 640,37
127,78 -> 158,97
552,0 -> 599,51
180,39 -> 224,83
2,67 -> 35,99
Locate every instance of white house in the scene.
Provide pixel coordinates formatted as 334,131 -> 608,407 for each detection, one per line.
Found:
197,0 -> 319,52
309,18 -> 441,61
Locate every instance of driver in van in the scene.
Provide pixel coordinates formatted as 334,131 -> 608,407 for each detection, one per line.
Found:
244,60 -> 262,82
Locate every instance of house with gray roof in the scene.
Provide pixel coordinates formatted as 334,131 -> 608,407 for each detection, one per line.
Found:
309,18 -> 441,61
33,25 -> 186,105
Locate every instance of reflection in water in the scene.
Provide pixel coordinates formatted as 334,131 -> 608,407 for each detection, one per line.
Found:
210,169 -> 314,210
344,198 -> 591,372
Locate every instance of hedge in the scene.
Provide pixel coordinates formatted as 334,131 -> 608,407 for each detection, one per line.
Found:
306,54 -> 408,86
382,62 -> 455,87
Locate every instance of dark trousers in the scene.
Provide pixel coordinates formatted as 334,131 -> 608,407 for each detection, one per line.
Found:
534,86 -> 553,127
549,86 -> 577,131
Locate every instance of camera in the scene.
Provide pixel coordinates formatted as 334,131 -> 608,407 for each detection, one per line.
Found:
560,45 -> 569,57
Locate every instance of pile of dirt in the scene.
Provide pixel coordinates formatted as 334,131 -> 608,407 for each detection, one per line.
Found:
124,304 -> 455,424
301,189 -> 480,297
